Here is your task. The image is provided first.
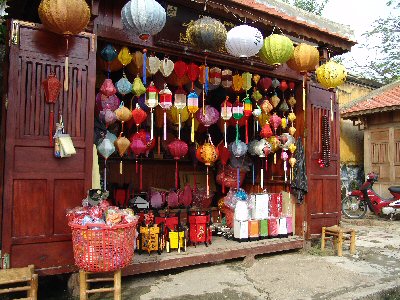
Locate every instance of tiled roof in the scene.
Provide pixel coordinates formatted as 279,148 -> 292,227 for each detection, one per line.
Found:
230,0 -> 356,42
341,80 -> 400,118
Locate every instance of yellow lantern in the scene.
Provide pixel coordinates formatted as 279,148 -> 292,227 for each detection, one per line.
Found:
199,139 -> 219,197
118,47 -> 133,67
258,34 -> 294,67
167,107 -> 189,125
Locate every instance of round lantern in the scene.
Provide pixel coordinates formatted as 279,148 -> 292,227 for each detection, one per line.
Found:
225,25 -> 263,58
260,123 -> 273,139
168,140 -> 189,189
270,113 -> 282,134
146,82 -> 159,139
286,43 -> 319,74
199,137 -> 219,196
116,75 -> 132,96
121,0 -> 166,41
159,84 -> 173,140
259,34 -> 294,67
258,77 -> 272,93
196,105 -> 220,128
230,141 -> 248,189
186,16 -> 227,52
174,60 -> 188,79
148,56 -> 161,75
115,102 -> 132,132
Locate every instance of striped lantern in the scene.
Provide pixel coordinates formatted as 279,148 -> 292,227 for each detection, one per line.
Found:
225,25 -> 263,58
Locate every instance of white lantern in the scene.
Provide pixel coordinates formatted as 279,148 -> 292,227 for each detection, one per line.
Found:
225,25 -> 263,58
121,0 -> 167,41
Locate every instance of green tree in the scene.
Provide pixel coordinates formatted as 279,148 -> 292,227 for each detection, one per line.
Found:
281,0 -> 329,15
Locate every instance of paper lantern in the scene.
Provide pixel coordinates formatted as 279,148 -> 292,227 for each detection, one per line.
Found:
232,74 -> 244,93
174,60 -> 188,79
117,46 -> 132,67
97,137 -> 115,190
225,25 -> 263,58
168,140 -> 189,189
159,84 -> 173,140
146,82 -> 159,139
270,113 -> 282,134
259,34 -> 294,66
132,76 -> 146,97
260,123 -> 273,139
174,87 -> 187,110
258,77 -> 272,93
160,58 -> 174,77
121,0 -> 166,41
261,98 -> 273,114
187,91 -> 199,142
148,56 -> 161,75
196,106 -> 219,128
221,69 -> 233,89
116,75 -> 132,96
114,136 -> 130,174
42,73 -> 62,146
186,16 -> 227,52
131,103 -> 147,129
286,43 -> 319,74
209,67 -> 222,86
100,79 -> 117,97
288,96 -> 296,108
199,138 -> 219,196
289,126 -> 296,136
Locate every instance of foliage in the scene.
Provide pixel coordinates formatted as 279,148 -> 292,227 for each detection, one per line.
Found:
281,0 -> 329,15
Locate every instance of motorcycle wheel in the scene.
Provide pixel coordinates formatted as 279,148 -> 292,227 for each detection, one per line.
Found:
342,195 -> 368,219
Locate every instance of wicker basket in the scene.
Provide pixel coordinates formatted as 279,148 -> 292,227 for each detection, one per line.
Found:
69,222 -> 137,272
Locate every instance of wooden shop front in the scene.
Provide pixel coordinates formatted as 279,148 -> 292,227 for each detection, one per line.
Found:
0,0 -> 355,275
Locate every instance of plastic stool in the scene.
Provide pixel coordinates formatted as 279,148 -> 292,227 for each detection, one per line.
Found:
79,269 -> 121,300
321,225 -> 356,256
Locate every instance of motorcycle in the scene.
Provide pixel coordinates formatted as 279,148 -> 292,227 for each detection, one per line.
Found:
342,172 -> 400,219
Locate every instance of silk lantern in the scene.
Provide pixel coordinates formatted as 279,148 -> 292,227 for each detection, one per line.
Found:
97,137 -> 115,190
221,69 -> 233,89
148,55 -> 161,75
130,136 -> 147,190
121,0 -> 166,41
114,135 -> 130,174
187,91 -> 199,142
254,139 -> 268,189
225,25 -> 263,58
230,141 -> 248,189
221,96 -> 233,147
270,113 -> 282,135
233,96 -> 244,143
131,103 -> 147,131
115,102 -> 132,133
174,60 -> 188,80
174,86 -> 187,139
132,76 -> 146,97
209,67 -> 222,86
160,58 -> 174,77
316,60 -> 347,121
146,82 -> 159,139
159,84 -> 173,140
287,43 -> 320,111
42,73 -> 62,146
258,77 -> 272,93
100,44 -> 118,77
168,140 -> 189,189
38,0 -> 90,91
243,95 -> 253,144
199,136 -> 219,197
186,16 -> 227,52
259,34 -> 294,67
187,63 -> 200,90
268,135 -> 281,165
197,105 -> 219,129
116,76 -> 132,96
100,79 -> 117,97
232,74 -> 244,93
260,122 -> 273,139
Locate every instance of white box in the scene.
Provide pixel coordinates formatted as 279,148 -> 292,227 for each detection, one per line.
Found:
278,217 -> 288,235
251,193 -> 270,220
234,220 -> 249,240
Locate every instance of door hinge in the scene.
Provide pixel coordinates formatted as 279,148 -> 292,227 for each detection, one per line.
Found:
10,20 -> 19,46
0,250 -> 10,269
4,97 -> 8,110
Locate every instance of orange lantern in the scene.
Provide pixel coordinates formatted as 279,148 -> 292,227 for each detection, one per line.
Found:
199,135 -> 219,197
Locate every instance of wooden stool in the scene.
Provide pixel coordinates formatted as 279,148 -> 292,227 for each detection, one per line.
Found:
79,269 -> 121,300
321,225 -> 356,256
0,264 -> 38,299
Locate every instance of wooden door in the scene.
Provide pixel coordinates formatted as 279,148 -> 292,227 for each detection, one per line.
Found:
306,83 -> 341,238
1,20 -> 96,274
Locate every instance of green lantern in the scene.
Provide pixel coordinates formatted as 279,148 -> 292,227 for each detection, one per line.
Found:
259,34 -> 294,67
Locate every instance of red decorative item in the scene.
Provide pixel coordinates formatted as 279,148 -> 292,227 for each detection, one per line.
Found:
188,211 -> 212,246
260,123 -> 273,139
131,104 -> 147,130
100,79 -> 117,96
131,130 -> 155,156
289,81 -> 295,91
270,113 -> 282,134
187,63 -> 200,89
280,80 -> 288,92
217,143 -> 231,193
174,60 -> 188,79
258,77 -> 272,93
168,140 -> 189,189
42,73 -> 62,146
130,136 -> 147,191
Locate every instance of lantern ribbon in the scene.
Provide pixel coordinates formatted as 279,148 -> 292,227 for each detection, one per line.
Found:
330,92 -> 334,121
252,163 -> 255,186
175,160 -> 179,190
178,112 -> 181,140
261,159 -> 264,190
150,108 -> 154,140
163,109 -> 167,140
143,49 -> 147,86
284,160 -> 287,182
236,122 -> 239,143
245,119 -> 249,144
224,122 -> 227,148
120,160 -> 123,175
104,158 -> 107,190
302,74 -> 306,111
206,166 -> 210,197
64,37 -> 69,91
191,115 -> 195,142
237,167 -> 240,189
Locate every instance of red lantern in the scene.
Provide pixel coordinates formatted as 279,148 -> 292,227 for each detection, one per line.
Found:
187,63 -> 199,90
42,73 -> 62,146
260,123 -> 273,139
130,136 -> 147,191
280,80 -> 288,92
100,79 -> 117,96
131,130 -> 155,156
168,140 -> 189,189
174,60 -> 188,79
289,81 -> 295,91
131,104 -> 148,130
159,84 -> 173,140
217,143 -> 231,193
258,77 -> 272,93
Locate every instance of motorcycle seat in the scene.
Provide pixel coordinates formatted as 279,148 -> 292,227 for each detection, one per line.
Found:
388,186 -> 400,193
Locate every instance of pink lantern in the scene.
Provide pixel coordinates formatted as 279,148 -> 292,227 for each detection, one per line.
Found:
159,84 -> 173,140
196,105 -> 220,128
100,79 -> 117,97
270,113 -> 282,134
258,77 -> 272,93
168,140 -> 189,189
260,123 -> 273,139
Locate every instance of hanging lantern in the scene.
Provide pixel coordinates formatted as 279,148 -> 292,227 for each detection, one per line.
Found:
242,72 -> 252,92
289,126 -> 296,136
168,140 -> 189,189
221,96 -> 233,147
100,107 -> 117,127
258,77 -> 272,93
230,141 -> 248,189
253,74 -> 261,85
232,74 -> 244,93
233,96 -> 244,143
116,75 -> 132,96
196,105 -> 220,128
159,84 -> 173,140
268,135 -> 281,164
279,99 -> 289,113
252,104 -> 262,134
145,82 -> 159,140
121,0 -> 166,41
225,25 -> 263,58
272,78 -> 280,89
42,73 -> 62,146
117,46 -> 132,67
288,112 -> 296,124
187,63 -> 200,90
270,94 -> 280,108
132,76 -> 146,97
209,67 -> 222,86
259,34 -> 294,67
316,60 -> 347,121
132,130 -> 156,157
38,0 -> 90,91
100,44 -> 118,77
270,113 -> 282,134
115,102 -> 132,133
167,107 -> 189,125
280,80 -> 288,92
280,133 -> 295,151
174,86 -> 187,139
114,135 -> 130,174
159,58 -> 175,77
243,96 -> 253,144
281,118 -> 287,129
221,69 -> 233,89
187,91 -> 199,142
289,157 -> 297,182
260,123 -> 273,139
100,79 -> 117,97
252,88 -> 263,102
217,143 -> 231,193
186,16 -> 227,52
199,136 -> 219,196
261,98 -> 273,114
286,43 -> 320,74
258,112 -> 270,127
148,56 -> 161,75
97,137 -> 115,190
174,60 -> 188,79
131,103 -> 148,130
288,96 -> 296,108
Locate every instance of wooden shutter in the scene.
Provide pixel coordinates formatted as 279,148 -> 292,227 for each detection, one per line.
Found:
1,20 -> 96,274
305,83 -> 340,238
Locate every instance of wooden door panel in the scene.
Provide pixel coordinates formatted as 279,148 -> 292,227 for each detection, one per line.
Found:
2,20 -> 96,273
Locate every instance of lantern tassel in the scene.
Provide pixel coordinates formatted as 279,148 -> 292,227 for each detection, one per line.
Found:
206,166 -> 209,197
237,167 -> 240,189
163,110 -> 167,140
150,108 -> 154,140
252,163 -> 255,186
202,88 -> 206,116
274,153 -> 277,164
136,159 -> 138,173
245,119 -> 249,144
330,92 -> 334,122
143,49 -> 147,86
157,136 -> 161,156
302,73 -> 306,111
178,112 -> 181,140
140,163 -> 143,191
261,168 -> 264,190
191,115 -> 195,143
120,160 -> 123,175
284,161 -> 287,182
175,160 -> 179,190
205,66 -> 209,95
49,109 -> 54,146
236,121 -> 239,143
64,37 -> 69,91
224,122 -> 227,148
222,164 -> 225,194
104,159 -> 107,191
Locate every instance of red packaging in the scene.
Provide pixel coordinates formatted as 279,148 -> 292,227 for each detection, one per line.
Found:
268,218 -> 279,237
